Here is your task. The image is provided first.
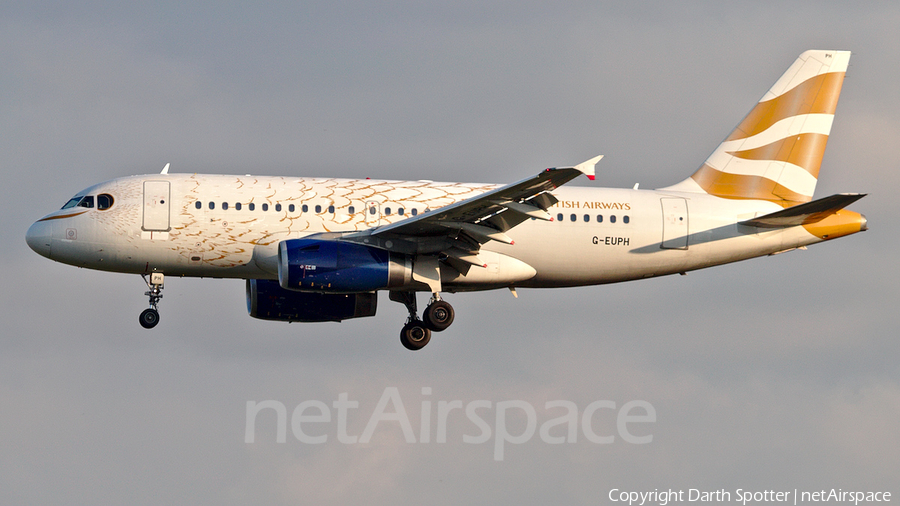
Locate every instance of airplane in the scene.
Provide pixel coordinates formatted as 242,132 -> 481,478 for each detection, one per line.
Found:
26,50 -> 867,350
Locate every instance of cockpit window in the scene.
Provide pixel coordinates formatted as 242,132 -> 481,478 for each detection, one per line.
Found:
61,196 -> 94,210
97,194 -> 114,210
61,197 -> 82,209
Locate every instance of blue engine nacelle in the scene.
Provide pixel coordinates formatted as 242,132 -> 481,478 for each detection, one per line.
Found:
278,238 -> 412,293
246,279 -> 377,322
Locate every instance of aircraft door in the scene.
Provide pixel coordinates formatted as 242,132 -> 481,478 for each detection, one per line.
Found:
143,181 -> 171,231
660,197 -> 688,249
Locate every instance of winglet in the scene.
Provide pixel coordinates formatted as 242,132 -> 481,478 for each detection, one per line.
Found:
161,163 -> 170,175
574,155 -> 602,181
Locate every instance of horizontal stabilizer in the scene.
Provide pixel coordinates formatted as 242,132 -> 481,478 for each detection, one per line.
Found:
740,193 -> 866,228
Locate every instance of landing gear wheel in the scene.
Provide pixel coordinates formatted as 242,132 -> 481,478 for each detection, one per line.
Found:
139,308 -> 160,329
423,300 -> 454,332
400,321 -> 432,351
140,273 -> 165,330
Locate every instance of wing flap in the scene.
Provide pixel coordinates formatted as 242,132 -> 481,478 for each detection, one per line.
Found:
442,222 -> 515,245
492,200 -> 553,221
444,247 -> 487,268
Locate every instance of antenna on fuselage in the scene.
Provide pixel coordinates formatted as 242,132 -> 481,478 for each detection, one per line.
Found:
160,163 -> 170,174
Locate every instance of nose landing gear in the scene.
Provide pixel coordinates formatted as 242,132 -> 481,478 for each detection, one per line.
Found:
139,272 -> 165,329
390,291 -> 455,351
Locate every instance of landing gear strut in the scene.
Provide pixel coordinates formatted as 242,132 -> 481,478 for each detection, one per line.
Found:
140,272 -> 165,329
390,291 -> 455,351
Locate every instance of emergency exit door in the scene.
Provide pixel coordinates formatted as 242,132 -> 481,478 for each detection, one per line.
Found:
365,201 -> 381,227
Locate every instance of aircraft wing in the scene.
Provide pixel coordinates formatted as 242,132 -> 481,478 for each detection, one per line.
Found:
340,156 -> 601,261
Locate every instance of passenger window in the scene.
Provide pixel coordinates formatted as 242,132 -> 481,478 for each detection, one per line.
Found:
570,214 -> 576,222
328,205 -> 334,213
596,215 -> 603,223
348,206 -> 355,214
209,202 -> 215,210
262,203 -> 268,211
97,194 -> 114,210
557,213 -> 563,221
412,209 -> 418,216
623,215 -> 630,224
249,203 -> 255,211
276,204 -> 282,212
195,201 -> 202,210
610,215 -> 617,223
369,207 -> 376,215
222,202 -> 228,210
289,204 -> 296,213
385,207 -> 391,216
398,208 -> 404,215
315,205 -> 322,213
583,214 -> 589,222
302,204 -> 308,213
78,196 -> 95,208
235,203 -> 242,211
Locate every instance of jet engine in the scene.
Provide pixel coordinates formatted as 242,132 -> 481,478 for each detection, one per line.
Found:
278,238 -> 412,292
246,279 -> 377,322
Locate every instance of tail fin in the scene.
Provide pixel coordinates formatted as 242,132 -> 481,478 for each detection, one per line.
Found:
666,50 -> 850,205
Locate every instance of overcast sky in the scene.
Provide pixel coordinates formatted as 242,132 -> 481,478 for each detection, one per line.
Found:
2,2 -> 898,505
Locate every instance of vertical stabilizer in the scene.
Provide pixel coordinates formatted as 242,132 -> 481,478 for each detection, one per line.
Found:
664,50 -> 850,205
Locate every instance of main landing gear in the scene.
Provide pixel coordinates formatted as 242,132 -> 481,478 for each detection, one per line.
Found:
390,291 -> 455,351
139,272 -> 165,329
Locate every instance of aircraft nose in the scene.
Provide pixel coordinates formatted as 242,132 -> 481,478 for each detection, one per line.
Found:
26,220 -> 52,259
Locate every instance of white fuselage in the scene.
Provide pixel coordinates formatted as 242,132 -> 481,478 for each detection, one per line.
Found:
27,173 -> 825,291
